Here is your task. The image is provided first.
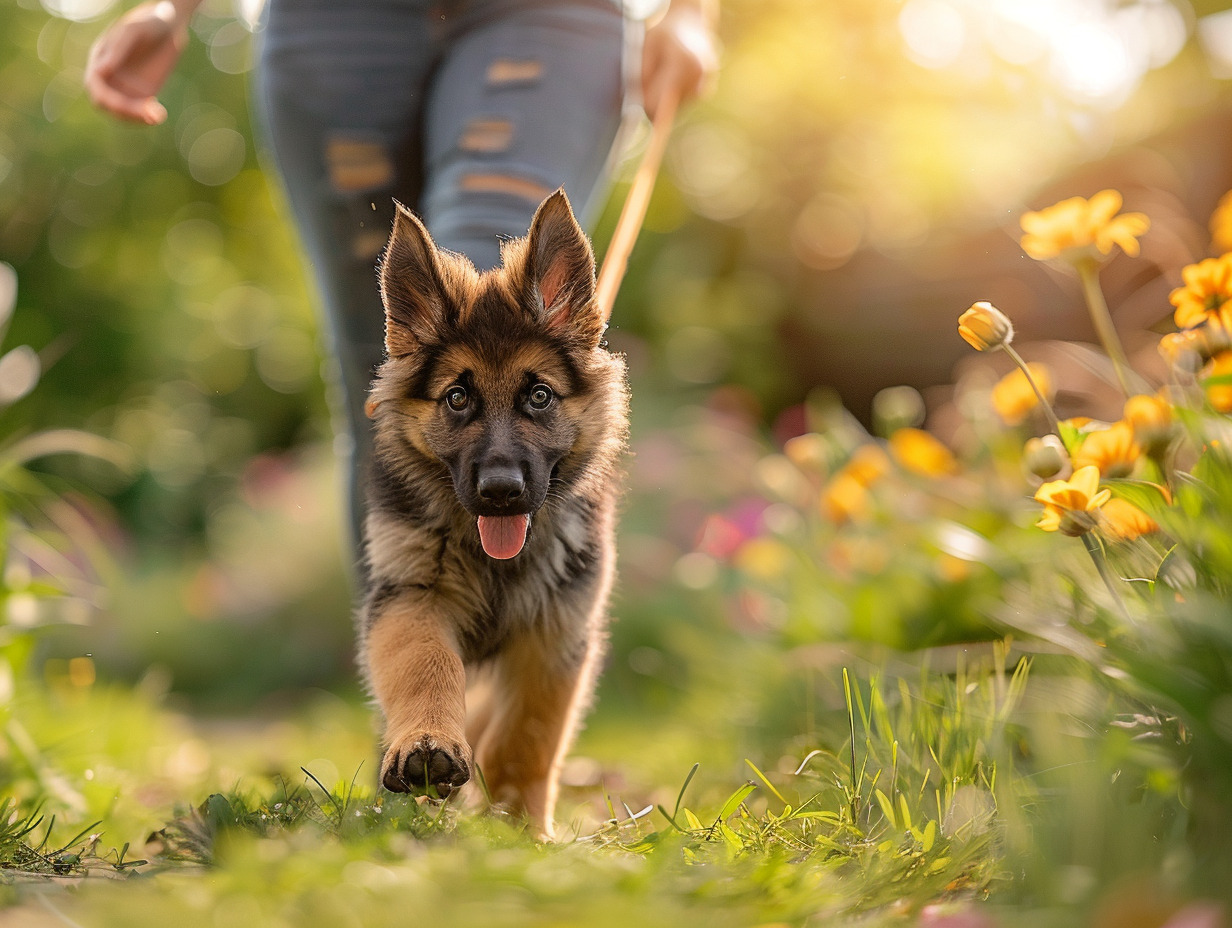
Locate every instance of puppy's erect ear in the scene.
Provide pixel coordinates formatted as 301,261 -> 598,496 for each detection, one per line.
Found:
525,189 -> 602,347
379,201 -> 447,356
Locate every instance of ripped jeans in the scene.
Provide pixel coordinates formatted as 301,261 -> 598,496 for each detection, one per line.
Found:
254,0 -> 627,567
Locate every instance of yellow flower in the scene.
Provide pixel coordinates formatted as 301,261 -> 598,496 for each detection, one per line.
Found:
1169,254 -> 1232,330
734,537 -> 793,582
991,363 -> 1053,426
844,444 -> 892,487
958,301 -> 1014,352
1205,350 -> 1232,413
821,471 -> 870,525
1071,420 -> 1141,478
1035,465 -> 1111,536
1122,394 -> 1174,452
1099,498 -> 1160,542
820,444 -> 890,525
889,428 -> 957,477
1019,189 -> 1149,264
1211,190 -> 1232,254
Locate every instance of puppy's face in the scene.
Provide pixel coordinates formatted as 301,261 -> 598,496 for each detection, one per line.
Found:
370,191 -> 609,559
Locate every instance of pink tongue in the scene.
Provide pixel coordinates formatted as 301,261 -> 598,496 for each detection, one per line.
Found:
476,514 -> 530,559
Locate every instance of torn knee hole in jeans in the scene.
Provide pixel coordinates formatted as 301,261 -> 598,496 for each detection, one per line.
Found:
459,118 -> 514,154
459,173 -> 555,202
486,58 -> 543,88
326,136 -> 395,193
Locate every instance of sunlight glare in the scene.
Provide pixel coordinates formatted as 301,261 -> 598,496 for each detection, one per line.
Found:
899,0 -> 968,70
1050,21 -> 1138,105
985,0 -> 1067,65
39,0 -> 115,21
1198,9 -> 1232,79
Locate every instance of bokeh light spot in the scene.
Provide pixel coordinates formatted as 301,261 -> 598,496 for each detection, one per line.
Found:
1050,21 -> 1137,105
255,326 -> 316,394
899,0 -> 968,70
186,128 -> 247,187
0,346 -> 41,406
39,0 -> 115,23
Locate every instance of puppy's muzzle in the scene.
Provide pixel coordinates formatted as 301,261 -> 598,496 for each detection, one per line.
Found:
477,464 -> 526,508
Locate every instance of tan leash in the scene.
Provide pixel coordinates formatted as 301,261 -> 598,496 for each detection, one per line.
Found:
594,90 -> 680,327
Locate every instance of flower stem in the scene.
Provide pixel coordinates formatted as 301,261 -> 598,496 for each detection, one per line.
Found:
1004,344 -> 1064,438
1081,531 -> 1130,620
1076,258 -> 1135,398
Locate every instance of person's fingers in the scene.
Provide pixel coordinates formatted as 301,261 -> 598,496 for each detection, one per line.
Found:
85,19 -> 174,124
84,72 -> 165,124
640,17 -> 717,119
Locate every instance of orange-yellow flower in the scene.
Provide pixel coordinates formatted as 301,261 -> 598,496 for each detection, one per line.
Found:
821,471 -> 870,525
1122,394 -> 1174,452
1211,190 -> 1232,255
1035,465 -> 1111,536
820,444 -> 891,525
1169,254 -> 1232,330
958,301 -> 1014,352
889,428 -> 957,477
1205,350 -> 1232,413
844,444 -> 892,487
1019,189 -> 1149,264
991,363 -> 1054,426
1071,420 -> 1141,478
1099,498 -> 1160,542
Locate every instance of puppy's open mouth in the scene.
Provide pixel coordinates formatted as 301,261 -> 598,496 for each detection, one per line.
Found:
476,513 -> 531,559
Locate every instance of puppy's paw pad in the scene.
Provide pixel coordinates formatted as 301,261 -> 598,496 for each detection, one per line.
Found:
381,737 -> 470,796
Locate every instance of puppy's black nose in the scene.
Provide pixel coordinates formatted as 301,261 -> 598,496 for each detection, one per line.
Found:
477,465 -> 525,506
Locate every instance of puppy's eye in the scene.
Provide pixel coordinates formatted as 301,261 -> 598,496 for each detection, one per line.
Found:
445,386 -> 469,411
528,384 -> 554,410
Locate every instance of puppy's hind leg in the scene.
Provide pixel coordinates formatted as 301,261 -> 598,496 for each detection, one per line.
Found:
476,628 -> 605,840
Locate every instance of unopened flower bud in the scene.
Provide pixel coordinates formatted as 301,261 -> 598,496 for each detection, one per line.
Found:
1122,394 -> 1175,453
1023,434 -> 1071,485
958,301 -> 1015,352
1160,330 -> 1207,372
872,385 -> 925,436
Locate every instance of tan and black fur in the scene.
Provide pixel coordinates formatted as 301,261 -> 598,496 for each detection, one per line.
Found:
359,191 -> 628,838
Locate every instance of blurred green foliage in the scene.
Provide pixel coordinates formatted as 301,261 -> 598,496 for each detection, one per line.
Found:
1,0 -> 321,555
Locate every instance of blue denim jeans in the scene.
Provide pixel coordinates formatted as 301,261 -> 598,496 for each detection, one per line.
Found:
253,0 -> 627,566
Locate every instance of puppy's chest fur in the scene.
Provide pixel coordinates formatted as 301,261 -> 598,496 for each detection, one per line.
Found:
364,450 -> 612,664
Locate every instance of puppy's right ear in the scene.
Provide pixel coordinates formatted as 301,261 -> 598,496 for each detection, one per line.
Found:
379,202 -> 446,356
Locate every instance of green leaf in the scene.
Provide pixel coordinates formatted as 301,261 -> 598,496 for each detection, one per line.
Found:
874,789 -> 897,829
746,758 -> 787,805
718,781 -> 758,821
897,793 -> 913,832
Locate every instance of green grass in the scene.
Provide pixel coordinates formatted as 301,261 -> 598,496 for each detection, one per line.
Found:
0,633 -> 1204,928
0,655 -> 1017,926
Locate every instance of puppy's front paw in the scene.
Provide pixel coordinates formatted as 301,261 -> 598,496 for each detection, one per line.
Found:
381,734 -> 471,796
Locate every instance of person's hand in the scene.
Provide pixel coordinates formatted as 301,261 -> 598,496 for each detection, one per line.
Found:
85,0 -> 195,125
640,0 -> 719,121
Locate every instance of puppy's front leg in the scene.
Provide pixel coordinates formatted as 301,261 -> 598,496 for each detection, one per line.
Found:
363,596 -> 471,796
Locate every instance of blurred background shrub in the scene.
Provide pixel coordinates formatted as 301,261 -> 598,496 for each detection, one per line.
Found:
3,0 -> 1232,706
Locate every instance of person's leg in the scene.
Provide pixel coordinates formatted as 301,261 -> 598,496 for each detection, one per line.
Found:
252,0 -> 434,568
422,0 -> 626,271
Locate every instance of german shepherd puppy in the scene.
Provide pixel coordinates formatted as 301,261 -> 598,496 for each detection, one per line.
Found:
359,191 -> 628,839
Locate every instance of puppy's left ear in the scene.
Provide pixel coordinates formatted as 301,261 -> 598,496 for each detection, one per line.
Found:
526,190 -> 602,347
